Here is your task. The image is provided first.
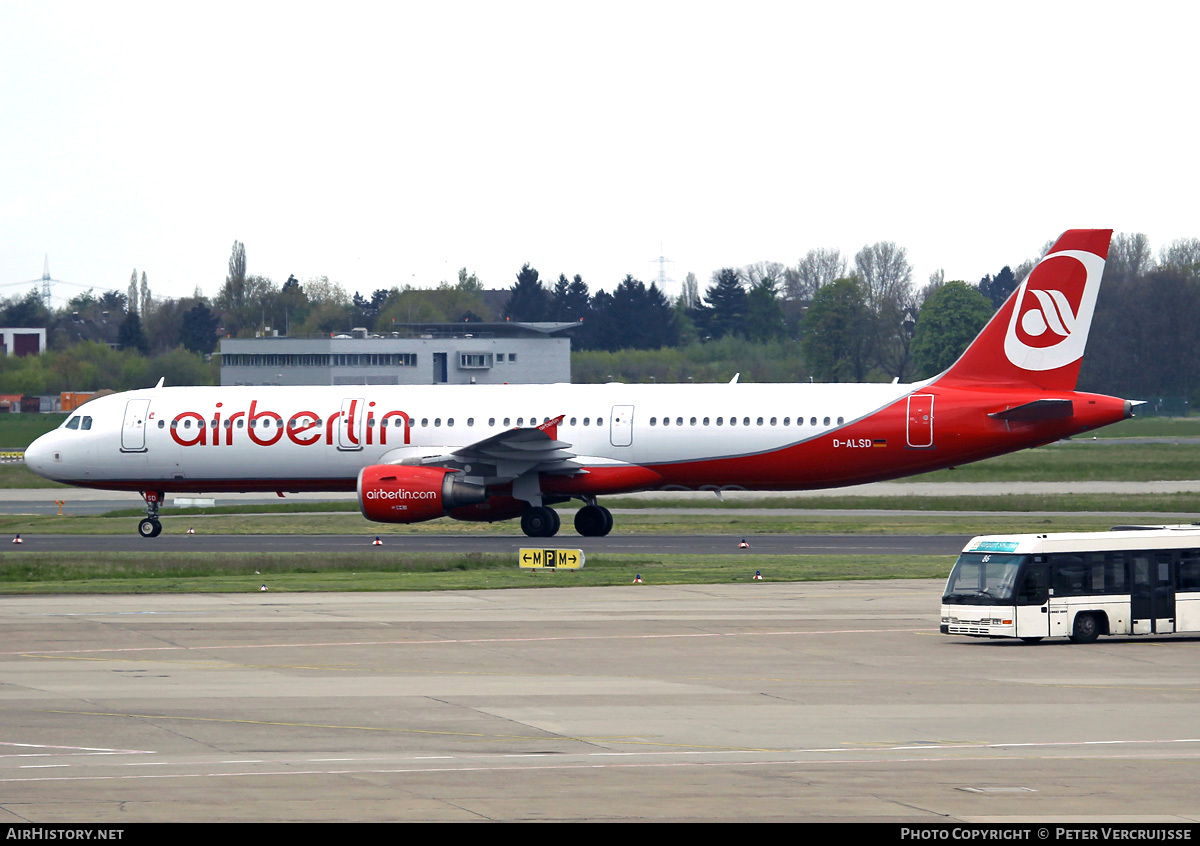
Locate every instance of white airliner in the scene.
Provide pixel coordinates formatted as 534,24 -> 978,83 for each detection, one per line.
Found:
25,229 -> 1132,538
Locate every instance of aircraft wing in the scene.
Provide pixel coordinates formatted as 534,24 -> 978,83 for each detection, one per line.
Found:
379,416 -> 585,484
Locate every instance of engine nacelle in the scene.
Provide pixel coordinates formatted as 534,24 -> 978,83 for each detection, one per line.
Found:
357,465 -> 487,524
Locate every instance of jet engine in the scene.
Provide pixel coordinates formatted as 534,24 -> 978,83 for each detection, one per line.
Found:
357,465 -> 488,523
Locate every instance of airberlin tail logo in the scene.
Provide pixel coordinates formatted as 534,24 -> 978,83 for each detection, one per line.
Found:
1003,249 -> 1105,372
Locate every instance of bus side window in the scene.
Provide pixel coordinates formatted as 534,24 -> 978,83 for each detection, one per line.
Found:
1051,554 -> 1087,596
1179,552 -> 1200,591
1016,564 -> 1048,605
1103,552 -> 1128,593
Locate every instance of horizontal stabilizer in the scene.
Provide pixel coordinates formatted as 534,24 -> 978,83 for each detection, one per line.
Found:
988,399 -> 1074,422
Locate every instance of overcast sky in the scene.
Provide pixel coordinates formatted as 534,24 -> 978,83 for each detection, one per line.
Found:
1,1 -> 1196,308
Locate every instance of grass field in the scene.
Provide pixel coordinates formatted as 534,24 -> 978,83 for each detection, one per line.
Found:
897,442 -> 1200,483
1091,416 -> 1200,438
0,506 -> 1182,539
0,413 -> 66,448
0,551 -> 946,594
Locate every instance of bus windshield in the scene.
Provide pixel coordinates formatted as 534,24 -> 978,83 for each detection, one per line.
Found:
943,553 -> 1027,605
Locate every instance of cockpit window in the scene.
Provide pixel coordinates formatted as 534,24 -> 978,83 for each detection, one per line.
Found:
65,416 -> 80,430
81,417 -> 92,430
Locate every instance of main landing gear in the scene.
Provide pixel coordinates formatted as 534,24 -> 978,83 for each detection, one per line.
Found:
138,491 -> 164,538
519,501 -> 613,538
573,503 -> 613,537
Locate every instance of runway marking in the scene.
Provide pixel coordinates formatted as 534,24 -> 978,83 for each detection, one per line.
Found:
0,740 -> 151,755
16,709 -> 683,746
0,627 -> 924,658
4,739 -> 1200,784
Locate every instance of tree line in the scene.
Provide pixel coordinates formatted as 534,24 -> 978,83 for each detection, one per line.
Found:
0,234 -> 1197,406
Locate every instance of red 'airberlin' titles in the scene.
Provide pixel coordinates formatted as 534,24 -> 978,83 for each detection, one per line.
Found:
168,400 -> 412,447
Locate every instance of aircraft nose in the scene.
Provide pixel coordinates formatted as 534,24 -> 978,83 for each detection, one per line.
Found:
23,434 -> 53,478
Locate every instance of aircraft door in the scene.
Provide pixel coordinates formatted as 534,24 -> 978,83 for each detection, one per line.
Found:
338,397 -> 365,452
610,405 -> 634,447
120,399 -> 151,453
907,394 -> 934,448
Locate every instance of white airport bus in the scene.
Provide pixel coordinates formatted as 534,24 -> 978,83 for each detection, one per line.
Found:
940,526 -> 1200,643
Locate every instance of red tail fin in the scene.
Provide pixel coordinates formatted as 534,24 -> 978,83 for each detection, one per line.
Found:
934,229 -> 1112,391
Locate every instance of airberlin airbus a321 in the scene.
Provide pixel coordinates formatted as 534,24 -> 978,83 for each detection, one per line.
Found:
25,229 -> 1133,539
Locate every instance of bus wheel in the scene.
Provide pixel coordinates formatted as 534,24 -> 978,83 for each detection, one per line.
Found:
1019,637 -> 1044,644
1069,613 -> 1100,644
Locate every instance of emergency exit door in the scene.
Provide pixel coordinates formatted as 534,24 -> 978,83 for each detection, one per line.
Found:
610,405 -> 634,447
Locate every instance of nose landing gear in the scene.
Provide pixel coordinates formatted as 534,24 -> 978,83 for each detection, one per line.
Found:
138,491 -> 164,538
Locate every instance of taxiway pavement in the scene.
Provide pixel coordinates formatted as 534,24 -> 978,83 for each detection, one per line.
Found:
1,584 -> 1199,823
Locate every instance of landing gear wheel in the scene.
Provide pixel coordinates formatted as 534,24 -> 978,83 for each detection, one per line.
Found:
138,491 -> 164,538
1069,613 -> 1100,644
574,504 -> 613,537
521,506 -> 560,538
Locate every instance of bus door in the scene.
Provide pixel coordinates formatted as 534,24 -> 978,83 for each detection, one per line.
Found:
1132,552 -> 1175,634
1014,561 -> 1050,638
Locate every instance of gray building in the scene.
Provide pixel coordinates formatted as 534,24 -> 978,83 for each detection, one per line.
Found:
219,322 -> 576,386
